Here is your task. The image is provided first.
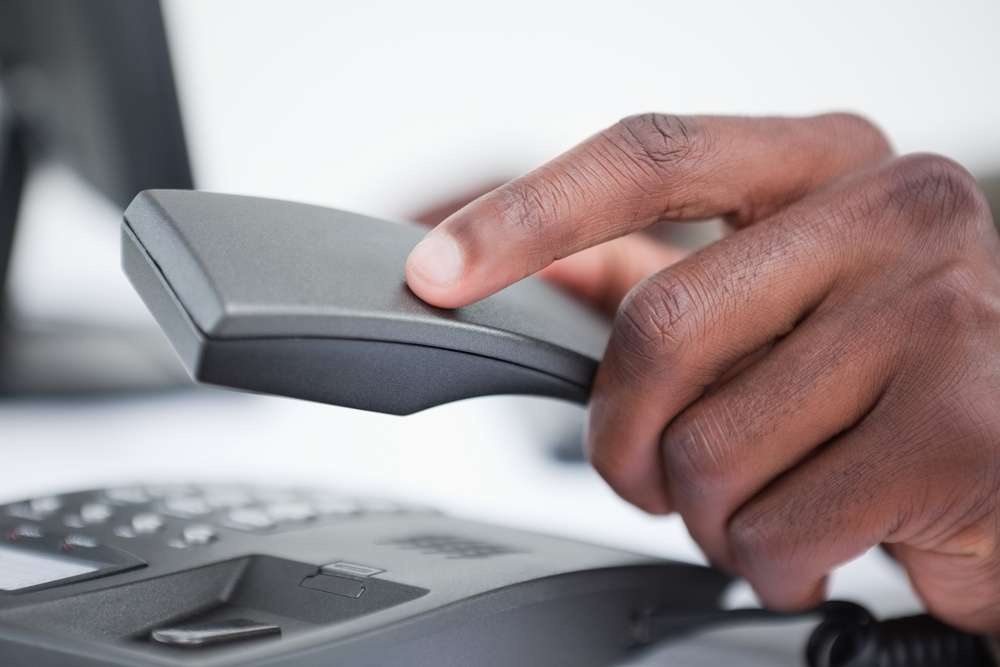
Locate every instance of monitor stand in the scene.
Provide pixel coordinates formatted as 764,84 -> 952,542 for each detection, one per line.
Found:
0,109 -> 190,398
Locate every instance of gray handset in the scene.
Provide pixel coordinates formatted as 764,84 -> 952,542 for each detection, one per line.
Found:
122,190 -> 610,414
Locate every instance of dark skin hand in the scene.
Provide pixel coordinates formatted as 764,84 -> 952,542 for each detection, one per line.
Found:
405,113 -> 1000,631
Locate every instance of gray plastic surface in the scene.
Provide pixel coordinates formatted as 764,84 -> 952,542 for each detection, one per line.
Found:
0,484 -> 730,667
122,190 -> 610,414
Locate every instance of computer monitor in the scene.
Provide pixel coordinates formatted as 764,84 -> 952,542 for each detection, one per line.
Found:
0,0 -> 194,396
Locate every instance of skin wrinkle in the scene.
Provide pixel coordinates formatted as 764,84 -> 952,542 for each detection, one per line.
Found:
563,158 -> 607,204
685,400 -> 736,484
596,129 -> 672,192
520,179 -> 560,233
552,169 -> 589,224
615,113 -> 702,166
617,275 -> 693,369
885,155 -> 987,246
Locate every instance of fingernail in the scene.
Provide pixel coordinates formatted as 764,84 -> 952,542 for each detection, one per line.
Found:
408,233 -> 464,286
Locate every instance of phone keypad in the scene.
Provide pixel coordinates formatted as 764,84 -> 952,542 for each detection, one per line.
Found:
2,484 -> 431,554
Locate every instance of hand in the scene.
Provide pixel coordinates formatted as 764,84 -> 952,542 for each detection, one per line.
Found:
405,113 -> 1000,631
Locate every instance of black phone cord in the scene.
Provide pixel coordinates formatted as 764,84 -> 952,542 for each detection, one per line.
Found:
638,600 -> 996,667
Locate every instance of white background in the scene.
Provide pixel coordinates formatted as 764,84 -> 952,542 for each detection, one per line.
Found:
4,1 -> 999,663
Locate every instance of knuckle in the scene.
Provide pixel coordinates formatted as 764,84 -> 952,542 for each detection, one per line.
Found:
604,113 -> 708,171
611,271 -> 697,375
727,505 -> 785,574
881,153 -> 989,234
726,499 -> 800,583
661,409 -> 736,498
908,261 -> 1000,333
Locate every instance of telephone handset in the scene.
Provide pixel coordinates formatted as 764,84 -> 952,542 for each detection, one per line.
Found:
122,190 -> 610,414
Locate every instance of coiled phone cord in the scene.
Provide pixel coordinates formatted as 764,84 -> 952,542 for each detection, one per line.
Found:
639,600 -> 996,667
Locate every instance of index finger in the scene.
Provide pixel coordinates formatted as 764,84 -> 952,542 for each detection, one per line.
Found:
405,113 -> 890,308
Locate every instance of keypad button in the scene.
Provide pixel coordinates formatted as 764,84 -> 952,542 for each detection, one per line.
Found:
163,497 -> 211,518
113,525 -> 137,538
105,487 -> 150,504
62,515 -> 86,529
131,513 -> 165,534
64,534 -> 98,548
7,524 -> 44,540
182,524 -> 218,546
265,501 -> 316,523
320,561 -> 384,578
80,503 -> 113,524
166,538 -> 189,549
225,508 -> 275,531
29,496 -> 62,514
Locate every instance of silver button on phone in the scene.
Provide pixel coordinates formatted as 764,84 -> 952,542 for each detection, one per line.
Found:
80,503 -> 113,524
131,513 -> 165,534
182,524 -> 218,545
64,534 -> 98,548
28,496 -> 61,514
265,502 -> 316,523
9,524 -> 44,539
225,508 -> 275,531
163,497 -> 211,518
151,619 -> 281,647
320,561 -> 384,578
113,525 -> 137,538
